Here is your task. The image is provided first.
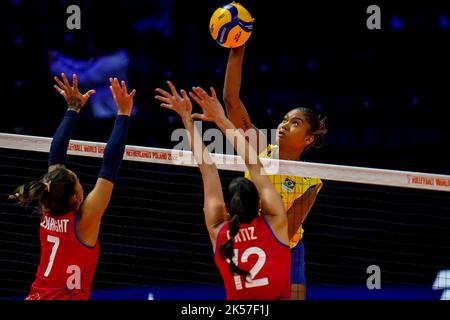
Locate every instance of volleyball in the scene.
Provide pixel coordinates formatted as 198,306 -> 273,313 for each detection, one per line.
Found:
209,2 -> 254,48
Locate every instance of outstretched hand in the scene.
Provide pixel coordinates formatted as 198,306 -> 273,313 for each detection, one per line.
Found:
155,81 -> 193,122
109,77 -> 136,116
54,73 -> 96,112
189,86 -> 227,124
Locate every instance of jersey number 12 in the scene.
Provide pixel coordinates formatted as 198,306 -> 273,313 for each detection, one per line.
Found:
231,246 -> 269,290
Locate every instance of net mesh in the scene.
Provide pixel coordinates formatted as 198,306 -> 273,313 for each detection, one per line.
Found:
305,181 -> 450,287
1,134 -> 450,300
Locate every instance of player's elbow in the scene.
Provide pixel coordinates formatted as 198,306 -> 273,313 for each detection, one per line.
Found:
223,93 -> 233,105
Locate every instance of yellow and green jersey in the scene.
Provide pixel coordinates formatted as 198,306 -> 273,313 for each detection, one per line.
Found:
245,144 -> 322,248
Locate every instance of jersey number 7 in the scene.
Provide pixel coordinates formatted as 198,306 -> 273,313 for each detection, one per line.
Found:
44,235 -> 60,277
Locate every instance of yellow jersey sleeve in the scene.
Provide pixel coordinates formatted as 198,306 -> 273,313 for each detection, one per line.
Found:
245,145 -> 323,247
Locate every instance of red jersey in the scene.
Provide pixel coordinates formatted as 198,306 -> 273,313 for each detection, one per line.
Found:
26,211 -> 99,300
214,215 -> 291,300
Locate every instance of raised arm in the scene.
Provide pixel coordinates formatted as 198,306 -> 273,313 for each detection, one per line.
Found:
155,82 -> 227,248
190,87 -> 288,245
77,78 -> 135,246
49,73 -> 95,172
223,46 -> 266,153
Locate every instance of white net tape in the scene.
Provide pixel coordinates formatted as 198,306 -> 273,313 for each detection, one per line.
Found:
1,133 -> 449,192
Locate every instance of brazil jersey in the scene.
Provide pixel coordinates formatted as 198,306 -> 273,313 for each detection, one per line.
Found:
245,144 -> 322,248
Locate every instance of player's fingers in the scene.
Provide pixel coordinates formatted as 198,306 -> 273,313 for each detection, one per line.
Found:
54,76 -> 65,89
192,86 -> 209,100
54,85 -> 66,97
155,88 -> 172,99
166,81 -> 179,98
110,86 -> 118,101
188,91 -> 204,108
72,74 -> 78,91
180,89 -> 190,100
155,95 -> 171,104
61,73 -> 70,89
121,80 -> 128,95
113,78 -> 120,92
210,87 -> 218,100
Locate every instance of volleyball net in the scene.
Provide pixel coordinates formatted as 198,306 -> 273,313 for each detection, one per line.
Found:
1,133 -> 449,300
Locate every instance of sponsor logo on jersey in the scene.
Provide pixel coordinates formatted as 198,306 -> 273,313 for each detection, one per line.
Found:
282,178 -> 296,192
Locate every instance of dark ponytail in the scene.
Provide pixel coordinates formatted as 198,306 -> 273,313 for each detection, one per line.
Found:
220,177 -> 260,280
219,215 -> 251,280
8,181 -> 48,206
8,168 -> 77,216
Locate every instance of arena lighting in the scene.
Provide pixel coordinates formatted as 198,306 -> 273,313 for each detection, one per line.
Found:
438,13 -> 450,29
389,16 -> 405,31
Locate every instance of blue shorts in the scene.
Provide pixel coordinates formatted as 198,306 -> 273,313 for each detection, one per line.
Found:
291,240 -> 306,286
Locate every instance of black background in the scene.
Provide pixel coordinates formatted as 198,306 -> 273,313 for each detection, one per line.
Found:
0,0 -> 449,173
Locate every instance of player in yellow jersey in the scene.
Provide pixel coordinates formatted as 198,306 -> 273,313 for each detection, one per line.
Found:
224,45 -> 327,300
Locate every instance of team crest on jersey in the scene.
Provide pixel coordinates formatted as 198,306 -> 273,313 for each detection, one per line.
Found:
282,178 -> 296,192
